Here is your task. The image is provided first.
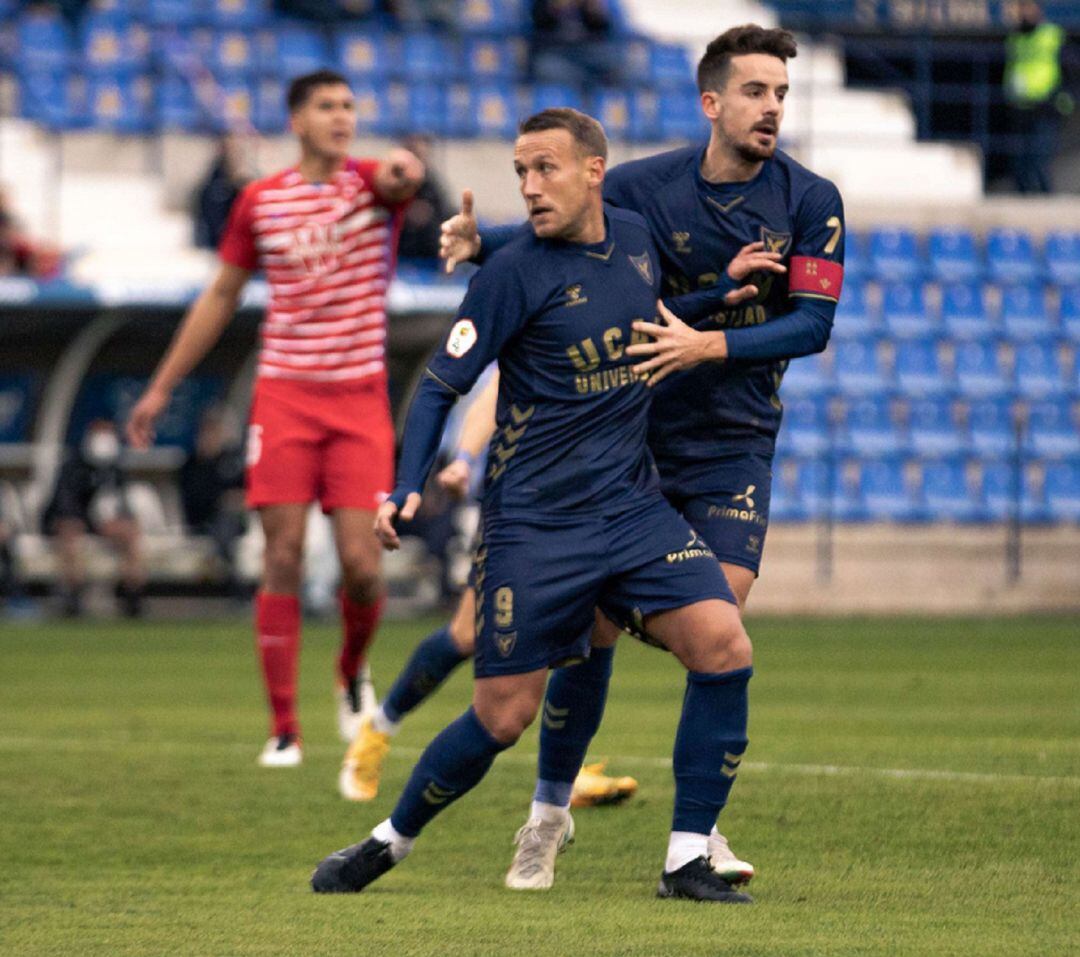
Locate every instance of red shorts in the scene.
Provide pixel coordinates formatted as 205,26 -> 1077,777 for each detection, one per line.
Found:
245,376 -> 395,513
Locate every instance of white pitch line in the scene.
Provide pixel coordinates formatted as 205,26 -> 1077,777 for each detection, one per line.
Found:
0,735 -> 1077,788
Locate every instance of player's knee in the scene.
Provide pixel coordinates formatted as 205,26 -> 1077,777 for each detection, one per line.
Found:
679,607 -> 752,673
474,702 -> 534,746
340,560 -> 381,604
263,535 -> 304,588
448,602 -> 476,654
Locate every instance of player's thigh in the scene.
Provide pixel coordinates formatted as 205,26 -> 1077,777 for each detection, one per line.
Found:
472,515 -> 601,680
319,398 -> 395,514
330,508 -> 382,579
245,387 -> 321,510
590,609 -> 621,649
645,598 -> 751,674
720,562 -> 755,611
472,667 -> 549,744
448,587 -> 477,655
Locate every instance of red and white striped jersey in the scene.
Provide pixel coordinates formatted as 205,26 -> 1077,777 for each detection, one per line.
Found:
219,158 -> 406,385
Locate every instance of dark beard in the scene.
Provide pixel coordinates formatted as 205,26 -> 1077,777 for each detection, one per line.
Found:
735,141 -> 775,163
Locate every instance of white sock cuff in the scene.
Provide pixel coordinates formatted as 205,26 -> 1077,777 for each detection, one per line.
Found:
530,800 -> 570,824
371,706 -> 400,737
665,831 -> 708,874
372,818 -> 414,862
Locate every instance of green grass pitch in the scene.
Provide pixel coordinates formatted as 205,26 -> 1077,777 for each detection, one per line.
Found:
2,614 -> 1077,956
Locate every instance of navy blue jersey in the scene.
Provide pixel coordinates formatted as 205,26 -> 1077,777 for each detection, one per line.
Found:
393,205 -> 663,515
603,146 -> 845,482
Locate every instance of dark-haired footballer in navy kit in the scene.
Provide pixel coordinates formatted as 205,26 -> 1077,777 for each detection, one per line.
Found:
313,110 -> 755,904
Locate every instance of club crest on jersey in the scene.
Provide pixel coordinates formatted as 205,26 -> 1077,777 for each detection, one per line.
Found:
564,284 -> 589,307
288,223 -> 339,276
629,252 -> 653,286
446,319 -> 478,358
760,227 -> 792,256
672,231 -> 692,254
496,632 -> 517,657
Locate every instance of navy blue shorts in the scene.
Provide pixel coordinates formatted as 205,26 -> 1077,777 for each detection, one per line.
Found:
661,452 -> 773,575
471,494 -> 735,678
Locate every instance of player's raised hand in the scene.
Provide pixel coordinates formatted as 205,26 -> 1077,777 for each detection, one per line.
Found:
373,493 -> 423,550
439,189 -> 480,274
379,148 -> 426,201
726,241 -> 787,282
125,386 -> 169,450
628,301 -> 720,387
436,458 -> 472,500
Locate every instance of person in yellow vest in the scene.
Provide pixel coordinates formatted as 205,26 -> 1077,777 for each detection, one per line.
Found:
1004,0 -> 1074,192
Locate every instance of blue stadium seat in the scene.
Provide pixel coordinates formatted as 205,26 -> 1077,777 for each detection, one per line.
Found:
894,338 -> 952,398
658,86 -> 703,141
968,398 -> 1017,458
463,37 -> 517,80
253,76 -> 287,134
274,26 -> 330,80
89,0 -> 146,20
921,458 -> 986,522
213,78 -> 255,132
16,9 -> 73,71
927,227 -> 982,283
841,397 -> 904,457
407,85 -> 447,136
1045,460 -> 1080,522
158,73 -> 204,131
768,458 -> 805,522
1000,282 -> 1055,341
80,14 -> 152,74
0,374 -> 37,444
908,398 -> 965,457
954,340 -> 1012,398
981,460 -> 1048,523
592,88 -> 631,141
941,282 -> 995,341
859,457 -> 922,522
207,0 -> 270,29
352,81 -> 403,136
793,458 -> 858,520
985,228 -> 1042,285
148,0 -> 209,28
336,30 -> 396,79
16,72 -> 84,129
211,30 -> 258,77
881,281 -> 935,339
1044,231 -> 1080,286
402,31 -> 458,82
1059,285 -> 1080,344
469,83 -> 516,138
527,83 -> 584,114
457,0 -> 523,34
628,89 -> 660,142
831,279 -> 879,340
1014,341 -> 1072,399
152,27 -> 214,75
87,74 -> 154,133
650,42 -> 692,88
780,350 -> 832,397
842,230 -> 869,283
781,396 -> 832,456
868,226 -> 923,282
1025,401 -> 1080,457
833,338 -> 892,395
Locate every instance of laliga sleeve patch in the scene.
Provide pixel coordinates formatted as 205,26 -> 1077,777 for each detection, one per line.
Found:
446,319 -> 478,358
789,256 -> 843,302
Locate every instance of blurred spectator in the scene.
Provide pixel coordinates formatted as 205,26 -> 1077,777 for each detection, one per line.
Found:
385,0 -> 455,31
396,134 -> 454,262
18,0 -> 91,27
272,0 -> 377,22
193,136 -> 253,251
1004,0 -> 1076,193
42,419 -> 145,617
0,189 -> 62,280
530,0 -> 626,88
179,408 -> 247,597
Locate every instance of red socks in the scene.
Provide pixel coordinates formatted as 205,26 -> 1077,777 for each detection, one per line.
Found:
338,593 -> 385,683
255,592 -> 301,738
